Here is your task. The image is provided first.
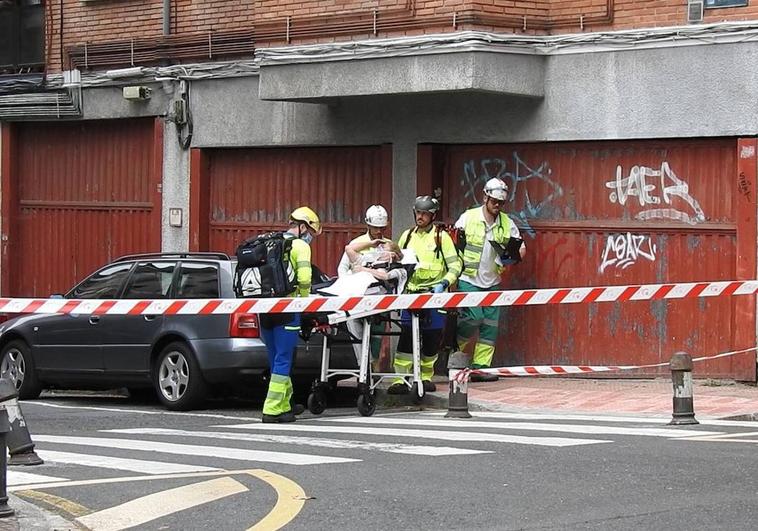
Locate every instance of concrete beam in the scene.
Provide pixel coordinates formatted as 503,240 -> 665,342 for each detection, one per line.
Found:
258,52 -> 545,102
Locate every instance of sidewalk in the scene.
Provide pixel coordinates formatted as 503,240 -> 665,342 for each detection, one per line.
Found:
456,377 -> 758,419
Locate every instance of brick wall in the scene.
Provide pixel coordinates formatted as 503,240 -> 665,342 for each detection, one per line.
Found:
45,0 -> 758,72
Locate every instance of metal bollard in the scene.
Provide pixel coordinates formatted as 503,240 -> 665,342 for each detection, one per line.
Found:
0,409 -> 15,518
669,351 -> 699,425
445,351 -> 472,419
0,379 -> 44,466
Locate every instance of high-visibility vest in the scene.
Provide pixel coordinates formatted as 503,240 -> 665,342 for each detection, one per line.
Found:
461,207 -> 512,278
289,237 -> 312,297
397,226 -> 461,292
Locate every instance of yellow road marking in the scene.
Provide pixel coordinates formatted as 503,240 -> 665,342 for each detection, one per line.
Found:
12,467 -> 308,530
247,470 -> 307,531
15,489 -> 91,518
76,477 -> 248,531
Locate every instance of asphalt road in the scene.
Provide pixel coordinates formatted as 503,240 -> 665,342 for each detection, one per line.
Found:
8,391 -> 758,530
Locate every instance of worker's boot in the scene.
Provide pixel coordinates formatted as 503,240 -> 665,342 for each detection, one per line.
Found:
387,382 -> 409,395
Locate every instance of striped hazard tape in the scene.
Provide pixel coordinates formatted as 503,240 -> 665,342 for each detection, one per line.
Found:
0,279 -> 757,316
454,347 -> 758,382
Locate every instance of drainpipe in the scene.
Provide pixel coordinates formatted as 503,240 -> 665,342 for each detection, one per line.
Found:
163,0 -> 170,36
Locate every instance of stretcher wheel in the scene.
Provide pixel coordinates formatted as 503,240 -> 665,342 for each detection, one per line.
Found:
307,390 -> 327,415
357,393 -> 376,417
411,382 -> 425,405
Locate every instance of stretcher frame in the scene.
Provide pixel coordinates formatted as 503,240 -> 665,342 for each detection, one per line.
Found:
306,309 -> 425,417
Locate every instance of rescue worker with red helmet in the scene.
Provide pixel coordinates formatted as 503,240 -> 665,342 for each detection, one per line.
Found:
260,206 -> 322,422
454,178 -> 526,381
387,195 -> 462,394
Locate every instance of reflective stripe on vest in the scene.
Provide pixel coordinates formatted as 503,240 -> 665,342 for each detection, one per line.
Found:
462,208 -> 512,277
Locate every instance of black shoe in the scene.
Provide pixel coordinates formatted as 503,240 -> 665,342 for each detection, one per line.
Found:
262,411 -> 296,423
291,403 -> 306,416
387,383 -> 409,395
470,372 -> 499,383
422,380 -> 436,392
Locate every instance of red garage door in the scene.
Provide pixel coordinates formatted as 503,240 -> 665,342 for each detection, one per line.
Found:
192,146 -> 392,276
1,119 -> 162,296
420,139 -> 756,381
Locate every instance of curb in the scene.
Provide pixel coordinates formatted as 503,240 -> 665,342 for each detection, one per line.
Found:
8,493 -> 80,530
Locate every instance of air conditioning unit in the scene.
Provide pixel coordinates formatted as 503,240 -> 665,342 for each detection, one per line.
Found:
688,0 -> 704,23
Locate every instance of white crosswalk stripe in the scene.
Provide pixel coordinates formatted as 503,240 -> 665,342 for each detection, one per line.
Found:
7,470 -> 68,486
104,428 -> 491,456
33,435 -> 359,466
37,450 -> 221,474
214,422 -> 611,447
319,416 -> 724,438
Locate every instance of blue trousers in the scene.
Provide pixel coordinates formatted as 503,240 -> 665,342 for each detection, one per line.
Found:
260,314 -> 301,377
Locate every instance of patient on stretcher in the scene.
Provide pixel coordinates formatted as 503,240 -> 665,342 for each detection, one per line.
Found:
317,239 -> 415,366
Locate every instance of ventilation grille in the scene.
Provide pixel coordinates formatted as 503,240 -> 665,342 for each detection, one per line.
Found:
688,0 -> 704,23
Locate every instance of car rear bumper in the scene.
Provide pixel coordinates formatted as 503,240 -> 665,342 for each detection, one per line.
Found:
189,337 -> 358,383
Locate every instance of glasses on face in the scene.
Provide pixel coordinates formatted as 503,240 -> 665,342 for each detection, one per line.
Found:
487,197 -> 506,207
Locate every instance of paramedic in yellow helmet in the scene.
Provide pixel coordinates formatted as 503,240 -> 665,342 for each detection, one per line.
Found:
387,195 -> 462,395
260,206 -> 322,423
454,177 -> 526,382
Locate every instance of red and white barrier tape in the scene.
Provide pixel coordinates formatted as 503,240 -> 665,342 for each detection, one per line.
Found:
1,279 -> 757,316
454,347 -> 758,383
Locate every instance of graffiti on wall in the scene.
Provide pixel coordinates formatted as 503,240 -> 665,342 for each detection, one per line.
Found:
460,153 -> 564,238
599,233 -> 657,274
605,162 -> 706,224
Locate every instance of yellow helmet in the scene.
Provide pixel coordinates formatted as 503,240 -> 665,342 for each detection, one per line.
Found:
290,206 -> 323,234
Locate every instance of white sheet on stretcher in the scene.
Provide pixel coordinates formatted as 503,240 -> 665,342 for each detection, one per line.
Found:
319,272 -> 378,297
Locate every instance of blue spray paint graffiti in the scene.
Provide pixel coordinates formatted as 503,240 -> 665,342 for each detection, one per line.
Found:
460,153 -> 564,238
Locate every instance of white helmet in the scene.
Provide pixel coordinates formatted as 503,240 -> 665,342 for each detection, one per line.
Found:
365,205 -> 388,227
483,177 -> 508,201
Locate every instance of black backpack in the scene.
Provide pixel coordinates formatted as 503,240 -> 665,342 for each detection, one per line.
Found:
234,232 -> 296,298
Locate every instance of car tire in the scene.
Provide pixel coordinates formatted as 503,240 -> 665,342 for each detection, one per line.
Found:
0,340 -> 42,400
153,342 -> 208,411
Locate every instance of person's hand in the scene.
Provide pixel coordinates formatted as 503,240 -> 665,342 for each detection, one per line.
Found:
371,239 -> 385,247
431,280 -> 450,293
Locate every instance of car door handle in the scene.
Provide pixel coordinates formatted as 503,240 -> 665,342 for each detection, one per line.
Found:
144,315 -> 158,322
89,316 -> 100,324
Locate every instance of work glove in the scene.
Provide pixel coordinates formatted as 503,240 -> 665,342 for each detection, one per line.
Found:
431,280 -> 450,293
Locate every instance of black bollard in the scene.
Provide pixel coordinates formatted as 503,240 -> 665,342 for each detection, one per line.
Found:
669,351 -> 699,426
0,379 -> 44,465
0,408 -> 15,517
445,351 -> 472,419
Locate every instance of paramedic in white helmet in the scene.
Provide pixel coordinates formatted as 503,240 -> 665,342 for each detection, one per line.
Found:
454,177 -> 526,382
336,204 -> 390,276
336,204 -> 391,370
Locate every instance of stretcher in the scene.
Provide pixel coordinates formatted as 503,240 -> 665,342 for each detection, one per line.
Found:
306,309 -> 425,416
305,267 -> 424,416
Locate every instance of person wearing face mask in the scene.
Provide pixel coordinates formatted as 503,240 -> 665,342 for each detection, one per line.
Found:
387,195 -> 462,395
454,178 -> 526,382
259,206 -> 322,423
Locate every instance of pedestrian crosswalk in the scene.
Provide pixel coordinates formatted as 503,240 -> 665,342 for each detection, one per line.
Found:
8,411 -> 730,491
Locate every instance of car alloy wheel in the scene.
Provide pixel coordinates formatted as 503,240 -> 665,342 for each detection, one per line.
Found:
0,346 -> 26,392
154,341 -> 207,411
0,340 -> 42,400
158,350 -> 190,403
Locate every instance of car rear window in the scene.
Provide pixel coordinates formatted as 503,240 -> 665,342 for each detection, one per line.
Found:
175,263 -> 220,298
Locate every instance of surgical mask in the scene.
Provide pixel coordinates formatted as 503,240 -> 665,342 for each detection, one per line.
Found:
300,229 -> 313,245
